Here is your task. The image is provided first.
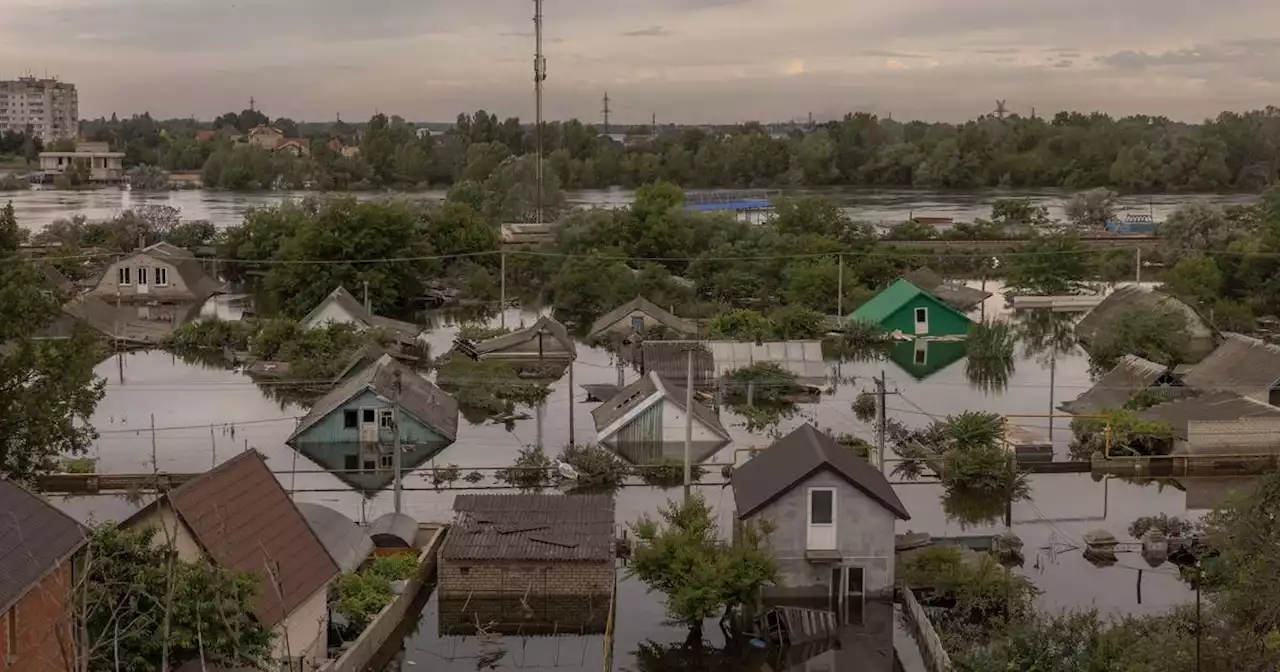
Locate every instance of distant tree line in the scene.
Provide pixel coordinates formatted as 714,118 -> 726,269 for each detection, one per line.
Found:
74,106 -> 1280,192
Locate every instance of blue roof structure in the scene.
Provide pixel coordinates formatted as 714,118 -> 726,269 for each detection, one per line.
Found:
684,199 -> 773,212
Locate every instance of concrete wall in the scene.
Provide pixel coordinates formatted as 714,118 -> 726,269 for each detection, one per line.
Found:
437,560 -> 615,598
127,502 -> 204,560
273,585 -> 330,667
0,563 -> 75,672
1187,418 -> 1280,454
301,300 -> 366,331
748,470 -> 896,597
90,253 -> 195,302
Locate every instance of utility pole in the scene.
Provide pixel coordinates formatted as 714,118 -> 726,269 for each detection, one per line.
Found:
683,347 -> 695,503
499,253 -> 507,329
533,0 -> 546,225
651,113 -> 657,136
1135,247 -> 1142,284
836,254 -> 844,317
568,356 -> 576,445
363,280 -> 370,314
602,92 -> 611,135
875,372 -> 887,473
391,370 -> 403,514
1048,349 -> 1057,443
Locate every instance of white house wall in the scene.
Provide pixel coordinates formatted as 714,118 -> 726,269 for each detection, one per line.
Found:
659,398 -> 721,443
272,583 -> 330,667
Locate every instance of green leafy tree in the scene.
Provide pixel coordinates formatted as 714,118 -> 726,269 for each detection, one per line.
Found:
482,155 -> 565,223
1160,201 -> 1242,253
1004,233 -> 1091,295
1089,305 -> 1193,370
1064,188 -> 1117,229
1161,253 -> 1223,307
707,309 -> 773,341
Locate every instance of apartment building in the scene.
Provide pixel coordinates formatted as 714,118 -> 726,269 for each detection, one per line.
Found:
0,77 -> 78,141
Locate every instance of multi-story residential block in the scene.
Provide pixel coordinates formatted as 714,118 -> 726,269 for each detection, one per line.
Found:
0,77 -> 78,142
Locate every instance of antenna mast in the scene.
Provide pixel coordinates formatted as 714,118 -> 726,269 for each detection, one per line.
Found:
533,0 -> 546,224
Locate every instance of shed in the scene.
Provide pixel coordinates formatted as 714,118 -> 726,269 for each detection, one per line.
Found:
587,296 -> 697,340
640,340 -> 827,389
368,512 -> 418,549
903,267 -> 992,311
1182,333 -> 1280,405
1061,354 -> 1181,414
438,494 -> 615,598
1075,285 -> 1218,363
296,503 -> 374,573
472,315 -> 576,363
849,278 -> 973,338
592,371 -> 731,465
732,424 -> 908,600
1136,390 -> 1280,442
299,286 -> 424,348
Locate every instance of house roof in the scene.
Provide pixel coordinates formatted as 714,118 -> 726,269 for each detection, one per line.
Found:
0,480 -> 89,615
1061,354 -> 1173,415
474,315 -> 576,358
60,295 -> 204,344
142,241 -> 193,259
641,340 -> 827,388
125,246 -> 223,300
1075,285 -> 1218,361
1182,333 -> 1280,400
732,423 -> 910,520
441,494 -> 615,562
39,264 -> 74,294
592,370 -> 730,442
165,451 -> 339,627
368,512 -> 418,548
849,278 -> 971,327
1136,390 -> 1280,440
902,267 -> 992,310
295,503 -> 374,574
288,353 -> 459,443
300,286 -> 422,341
587,296 -> 697,338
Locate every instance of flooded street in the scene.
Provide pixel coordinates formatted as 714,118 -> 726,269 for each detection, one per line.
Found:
5,186 -> 1260,232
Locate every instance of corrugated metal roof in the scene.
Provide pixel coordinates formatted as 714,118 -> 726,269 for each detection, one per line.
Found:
296,502 -> 374,573
1061,355 -> 1175,414
1137,390 -> 1280,440
587,296 -> 697,339
167,451 -> 340,627
474,315 -> 576,359
1075,285 -> 1218,362
441,494 -> 614,562
732,423 -> 909,520
592,371 -> 730,442
0,480 -> 88,615
903,268 -> 992,310
1183,333 -> 1280,402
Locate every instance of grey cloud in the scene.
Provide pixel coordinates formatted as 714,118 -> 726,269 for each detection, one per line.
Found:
974,48 -> 1021,54
622,26 -> 672,37
1053,60 -> 1074,68
851,49 -> 932,59
1048,47 -> 1080,53
1097,40 -> 1280,70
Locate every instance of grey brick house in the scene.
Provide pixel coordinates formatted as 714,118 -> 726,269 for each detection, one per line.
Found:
732,424 -> 910,614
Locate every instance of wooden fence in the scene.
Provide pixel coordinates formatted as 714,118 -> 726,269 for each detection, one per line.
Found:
899,587 -> 951,672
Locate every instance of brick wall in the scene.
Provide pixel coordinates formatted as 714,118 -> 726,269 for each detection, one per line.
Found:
0,564 -> 75,672
438,559 -> 614,598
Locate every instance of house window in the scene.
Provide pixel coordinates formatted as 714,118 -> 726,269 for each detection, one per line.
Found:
362,409 -> 375,424
362,459 -> 375,471
5,605 -> 17,658
914,341 -> 927,365
379,409 -> 394,429
807,487 -> 836,551
155,267 -> 168,286
380,452 -> 393,469
117,266 -> 131,285
137,267 -> 148,285
828,566 -> 865,625
631,316 -> 645,332
914,307 -> 928,324
343,455 -> 358,471
343,409 -> 358,429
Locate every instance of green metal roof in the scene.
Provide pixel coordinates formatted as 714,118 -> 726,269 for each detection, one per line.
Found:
850,278 -> 930,324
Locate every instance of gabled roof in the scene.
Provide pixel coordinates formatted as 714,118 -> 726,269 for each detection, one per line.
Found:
592,370 -> 730,442
474,315 -> 576,358
121,246 -> 223,299
1061,354 -> 1175,414
1183,333 -> 1280,401
640,340 -> 827,388
299,286 -> 422,341
39,263 -> 74,294
164,451 -> 339,626
733,423 -> 909,520
441,494 -> 614,562
0,480 -> 89,615
587,296 -> 697,338
142,241 -> 193,259
849,278 -> 971,327
1075,285 -> 1218,362
902,267 -> 992,310
1136,390 -> 1280,440
288,353 -> 459,443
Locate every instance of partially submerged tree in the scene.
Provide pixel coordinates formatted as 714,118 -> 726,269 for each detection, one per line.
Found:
1087,305 -> 1193,371
1064,188 -> 1117,229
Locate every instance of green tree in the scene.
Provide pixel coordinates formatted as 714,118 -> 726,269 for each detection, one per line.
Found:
1160,201 -> 1242,253
482,155 -> 564,223
1161,254 -> 1223,307
1004,233 -> 1091,295
127,164 -> 170,191
1089,305 -> 1193,370
707,309 -> 773,341
1064,188 -> 1117,229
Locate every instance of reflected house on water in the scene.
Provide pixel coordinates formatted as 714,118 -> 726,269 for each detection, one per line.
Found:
286,353 -> 459,492
592,370 -> 731,465
886,339 -> 967,381
638,340 -> 828,391
468,315 -> 577,372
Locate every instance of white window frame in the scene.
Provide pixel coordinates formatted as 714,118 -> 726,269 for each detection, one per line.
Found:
378,408 -> 394,429
154,266 -> 169,286
117,265 -> 131,285
137,266 -> 149,286
914,340 -> 928,365
806,487 -> 837,550
913,307 -> 928,325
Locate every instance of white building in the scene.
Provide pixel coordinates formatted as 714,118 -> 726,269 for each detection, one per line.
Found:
38,141 -> 125,183
0,76 -> 78,141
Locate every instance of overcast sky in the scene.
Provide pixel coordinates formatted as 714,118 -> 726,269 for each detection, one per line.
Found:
3,0 -> 1279,124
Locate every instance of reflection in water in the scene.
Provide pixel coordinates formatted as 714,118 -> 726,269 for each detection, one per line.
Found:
943,488 -> 1007,528
965,321 -> 1016,394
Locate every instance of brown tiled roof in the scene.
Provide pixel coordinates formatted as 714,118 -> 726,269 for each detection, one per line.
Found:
168,451 -> 339,626
732,423 -> 910,520
1183,333 -> 1280,402
0,480 -> 88,614
1060,355 -> 1177,414
587,296 -> 697,338
441,494 -> 614,562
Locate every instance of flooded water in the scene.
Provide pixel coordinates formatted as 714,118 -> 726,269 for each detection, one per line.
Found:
4,187 -> 1260,233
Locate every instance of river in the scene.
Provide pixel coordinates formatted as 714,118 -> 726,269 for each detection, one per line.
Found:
4,187 -> 1261,232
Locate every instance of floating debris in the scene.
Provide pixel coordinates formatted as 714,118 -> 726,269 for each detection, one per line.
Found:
1141,527 -> 1169,567
1083,529 -> 1119,567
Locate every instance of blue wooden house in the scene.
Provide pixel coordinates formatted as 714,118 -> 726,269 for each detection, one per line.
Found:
286,353 -> 459,491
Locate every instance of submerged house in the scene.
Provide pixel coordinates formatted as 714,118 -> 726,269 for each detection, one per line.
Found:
299,286 -> 425,350
587,296 -> 698,341
592,371 -> 732,464
437,494 -> 616,598
1075,285 -> 1219,364
286,354 -> 459,491
887,338 -> 968,381
122,451 -> 340,669
1182,333 -> 1280,405
639,340 -> 827,390
471,315 -> 576,364
849,278 -> 973,338
1061,354 -> 1181,415
1137,390 -> 1280,447
0,480 -> 89,672
903,267 -> 992,311
731,424 -> 909,606
89,241 -> 223,304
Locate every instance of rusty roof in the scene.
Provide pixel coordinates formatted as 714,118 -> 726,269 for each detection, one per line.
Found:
1060,354 -> 1176,414
1183,333 -> 1280,402
732,423 -> 910,520
168,451 -> 339,627
0,480 -> 88,615
441,494 -> 615,562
